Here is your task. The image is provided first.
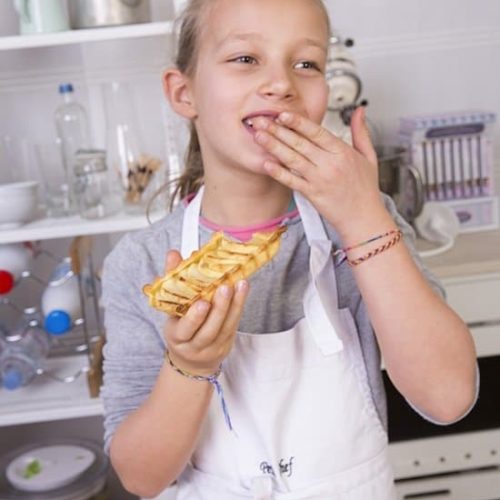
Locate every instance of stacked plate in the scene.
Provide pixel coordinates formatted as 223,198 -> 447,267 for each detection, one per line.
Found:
0,439 -> 108,500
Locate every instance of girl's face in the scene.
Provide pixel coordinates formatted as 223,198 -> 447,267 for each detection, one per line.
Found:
189,0 -> 330,179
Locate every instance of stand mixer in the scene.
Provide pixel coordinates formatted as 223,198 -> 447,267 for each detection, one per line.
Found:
322,34 -> 366,145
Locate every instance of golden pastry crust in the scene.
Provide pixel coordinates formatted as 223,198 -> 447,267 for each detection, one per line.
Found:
143,226 -> 287,316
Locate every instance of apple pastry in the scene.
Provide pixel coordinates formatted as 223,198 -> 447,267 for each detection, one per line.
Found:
143,226 -> 287,316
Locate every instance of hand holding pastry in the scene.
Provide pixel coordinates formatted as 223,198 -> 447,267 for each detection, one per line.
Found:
156,249 -> 249,376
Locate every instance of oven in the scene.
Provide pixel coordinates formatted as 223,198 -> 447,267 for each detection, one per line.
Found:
385,264 -> 500,500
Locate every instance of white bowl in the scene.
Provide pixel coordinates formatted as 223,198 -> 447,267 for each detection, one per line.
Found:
0,181 -> 40,229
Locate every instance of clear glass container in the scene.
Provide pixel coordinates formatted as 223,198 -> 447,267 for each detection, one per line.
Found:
73,149 -> 122,219
104,81 -> 163,214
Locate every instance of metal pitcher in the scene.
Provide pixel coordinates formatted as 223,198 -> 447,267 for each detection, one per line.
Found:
69,0 -> 151,29
376,145 -> 425,223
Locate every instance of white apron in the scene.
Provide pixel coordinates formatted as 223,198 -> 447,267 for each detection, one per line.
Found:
174,187 -> 397,500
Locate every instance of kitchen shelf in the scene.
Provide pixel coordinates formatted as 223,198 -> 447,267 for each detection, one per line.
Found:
0,209 -> 165,244
0,355 -> 103,427
0,21 -> 173,51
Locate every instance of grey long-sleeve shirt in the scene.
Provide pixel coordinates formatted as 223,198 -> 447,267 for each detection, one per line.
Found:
100,195 -> 445,453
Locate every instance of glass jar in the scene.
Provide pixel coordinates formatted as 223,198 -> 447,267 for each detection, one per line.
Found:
73,149 -> 121,219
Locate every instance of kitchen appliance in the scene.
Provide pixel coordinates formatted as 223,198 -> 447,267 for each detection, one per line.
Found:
68,0 -> 151,29
322,34 -> 365,145
399,110 -> 498,233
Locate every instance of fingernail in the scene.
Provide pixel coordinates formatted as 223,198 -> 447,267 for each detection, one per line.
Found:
278,112 -> 292,123
236,280 -> 248,293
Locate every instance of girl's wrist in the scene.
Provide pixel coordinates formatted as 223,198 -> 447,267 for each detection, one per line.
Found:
335,207 -> 397,248
166,350 -> 221,379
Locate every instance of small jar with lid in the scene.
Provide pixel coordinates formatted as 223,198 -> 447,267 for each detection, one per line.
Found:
73,149 -> 122,219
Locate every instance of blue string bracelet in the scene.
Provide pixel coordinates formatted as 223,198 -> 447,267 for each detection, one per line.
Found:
165,350 -> 234,432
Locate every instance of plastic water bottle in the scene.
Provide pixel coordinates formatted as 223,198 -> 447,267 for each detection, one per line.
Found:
0,307 -> 51,391
0,243 -> 33,295
41,257 -> 81,335
54,83 -> 90,174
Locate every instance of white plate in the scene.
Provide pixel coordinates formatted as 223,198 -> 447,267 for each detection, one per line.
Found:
6,445 -> 95,492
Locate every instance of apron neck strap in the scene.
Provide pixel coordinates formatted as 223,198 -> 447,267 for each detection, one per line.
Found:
181,185 -> 205,258
292,192 -> 329,244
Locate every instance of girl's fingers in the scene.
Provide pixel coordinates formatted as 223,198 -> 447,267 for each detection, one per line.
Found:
254,128 -> 314,178
190,284 -> 234,348
276,112 -> 343,152
253,117 -> 323,169
350,106 -> 378,166
169,300 -> 211,343
164,249 -> 182,274
216,280 -> 249,345
263,160 -> 309,193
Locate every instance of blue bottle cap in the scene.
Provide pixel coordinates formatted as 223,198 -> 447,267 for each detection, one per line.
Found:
3,369 -> 23,390
44,310 -> 71,335
58,83 -> 74,94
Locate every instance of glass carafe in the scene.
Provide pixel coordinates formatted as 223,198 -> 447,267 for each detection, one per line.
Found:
104,81 -> 162,214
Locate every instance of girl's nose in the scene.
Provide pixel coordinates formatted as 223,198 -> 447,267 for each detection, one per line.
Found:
258,67 -> 295,100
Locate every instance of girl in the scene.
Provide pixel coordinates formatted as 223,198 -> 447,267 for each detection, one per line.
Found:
101,0 -> 478,498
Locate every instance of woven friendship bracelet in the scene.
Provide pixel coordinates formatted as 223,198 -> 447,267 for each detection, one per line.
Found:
346,230 -> 403,266
333,229 -> 402,266
165,350 -> 233,431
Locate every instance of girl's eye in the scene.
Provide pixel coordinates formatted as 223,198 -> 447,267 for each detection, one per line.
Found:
295,61 -> 321,71
231,55 -> 257,64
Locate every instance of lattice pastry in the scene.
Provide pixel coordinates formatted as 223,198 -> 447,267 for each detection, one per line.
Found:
143,226 -> 286,317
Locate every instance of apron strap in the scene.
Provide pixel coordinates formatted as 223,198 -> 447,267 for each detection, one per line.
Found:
293,191 -> 328,244
181,185 -> 205,258
293,192 -> 344,354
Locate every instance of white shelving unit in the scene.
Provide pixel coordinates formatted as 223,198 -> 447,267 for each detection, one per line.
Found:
0,22 -> 172,431
0,209 -> 164,244
0,21 -> 173,51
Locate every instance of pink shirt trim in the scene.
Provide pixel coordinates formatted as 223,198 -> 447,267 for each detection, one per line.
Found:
183,194 -> 299,242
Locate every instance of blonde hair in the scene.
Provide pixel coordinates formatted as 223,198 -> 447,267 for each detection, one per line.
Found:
168,0 -> 331,208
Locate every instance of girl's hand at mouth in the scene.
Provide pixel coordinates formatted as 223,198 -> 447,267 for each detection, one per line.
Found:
252,107 -> 394,240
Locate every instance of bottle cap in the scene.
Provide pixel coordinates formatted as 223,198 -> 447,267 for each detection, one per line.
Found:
3,369 -> 23,390
0,270 -> 14,295
58,83 -> 74,94
44,310 -> 72,335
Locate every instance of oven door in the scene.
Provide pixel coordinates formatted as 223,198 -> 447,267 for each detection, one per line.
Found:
385,299 -> 500,499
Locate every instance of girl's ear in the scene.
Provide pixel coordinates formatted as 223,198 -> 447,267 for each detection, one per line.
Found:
162,68 -> 197,119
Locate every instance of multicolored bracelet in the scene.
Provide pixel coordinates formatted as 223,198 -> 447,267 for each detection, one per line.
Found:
164,350 -> 233,431
333,229 -> 403,267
